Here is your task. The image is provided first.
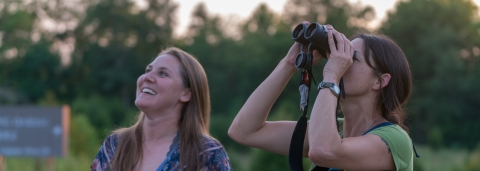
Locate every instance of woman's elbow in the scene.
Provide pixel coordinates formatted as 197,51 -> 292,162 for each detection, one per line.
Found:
227,126 -> 236,140
228,125 -> 245,144
308,147 -> 337,166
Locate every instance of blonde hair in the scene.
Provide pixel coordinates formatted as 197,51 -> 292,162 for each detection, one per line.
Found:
110,47 -> 211,171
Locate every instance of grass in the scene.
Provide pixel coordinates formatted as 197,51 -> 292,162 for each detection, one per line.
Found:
226,144 -> 472,171
0,155 -> 92,171
0,144 -> 475,171
414,144 -> 470,171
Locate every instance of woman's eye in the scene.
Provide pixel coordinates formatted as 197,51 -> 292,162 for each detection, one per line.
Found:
159,71 -> 167,76
145,69 -> 151,73
352,51 -> 359,61
353,56 -> 359,61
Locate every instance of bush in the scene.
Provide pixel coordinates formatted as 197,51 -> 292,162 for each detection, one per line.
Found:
70,114 -> 99,158
249,149 -> 290,171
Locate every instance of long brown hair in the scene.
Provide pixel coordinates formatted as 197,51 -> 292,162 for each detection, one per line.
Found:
352,33 -> 412,132
110,47 -> 211,171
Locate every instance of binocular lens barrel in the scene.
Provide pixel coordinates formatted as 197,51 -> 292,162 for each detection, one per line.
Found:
305,23 -> 329,51
294,53 -> 309,69
292,22 -> 338,70
305,24 -> 320,39
292,23 -> 308,44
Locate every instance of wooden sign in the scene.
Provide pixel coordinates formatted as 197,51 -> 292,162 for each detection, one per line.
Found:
0,106 -> 69,157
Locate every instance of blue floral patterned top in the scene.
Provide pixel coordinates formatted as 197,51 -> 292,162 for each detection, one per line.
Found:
90,132 -> 231,171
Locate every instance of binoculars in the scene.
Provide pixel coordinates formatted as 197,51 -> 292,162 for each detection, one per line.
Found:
292,22 -> 337,70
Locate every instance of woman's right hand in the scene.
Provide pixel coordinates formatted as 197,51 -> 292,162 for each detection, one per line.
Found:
322,26 -> 354,83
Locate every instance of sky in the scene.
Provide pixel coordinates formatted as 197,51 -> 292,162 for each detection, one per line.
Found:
170,0 -> 480,37
171,0 -> 399,37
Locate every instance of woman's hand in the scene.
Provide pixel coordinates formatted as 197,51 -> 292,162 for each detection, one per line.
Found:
322,26 -> 354,83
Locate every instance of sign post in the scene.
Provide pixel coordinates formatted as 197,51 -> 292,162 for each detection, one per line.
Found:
0,105 -> 70,170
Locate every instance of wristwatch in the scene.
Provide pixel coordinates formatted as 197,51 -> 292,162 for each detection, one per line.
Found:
318,82 -> 340,97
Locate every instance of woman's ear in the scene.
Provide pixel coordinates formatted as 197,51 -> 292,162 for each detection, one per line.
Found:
373,73 -> 391,90
180,88 -> 191,102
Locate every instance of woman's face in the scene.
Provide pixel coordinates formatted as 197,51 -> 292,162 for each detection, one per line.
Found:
342,38 -> 379,97
135,54 -> 190,113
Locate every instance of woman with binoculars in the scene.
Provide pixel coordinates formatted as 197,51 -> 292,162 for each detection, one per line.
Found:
228,22 -> 415,171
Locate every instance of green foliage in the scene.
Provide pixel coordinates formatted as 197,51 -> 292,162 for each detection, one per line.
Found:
4,155 -> 93,171
427,126 -> 444,150
414,145 -> 469,171
70,114 -> 99,157
458,143 -> 480,171
71,95 -> 137,140
222,147 -> 246,170
12,40 -> 61,102
413,159 -> 425,171
70,0 -> 177,107
282,0 -> 375,35
249,149 -> 290,171
381,0 -> 480,149
0,9 -> 35,54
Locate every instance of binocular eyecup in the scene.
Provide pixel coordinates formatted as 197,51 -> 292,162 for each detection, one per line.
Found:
292,22 -> 337,70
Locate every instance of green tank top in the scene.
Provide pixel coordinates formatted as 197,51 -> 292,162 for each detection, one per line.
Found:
368,124 -> 414,171
309,121 -> 414,171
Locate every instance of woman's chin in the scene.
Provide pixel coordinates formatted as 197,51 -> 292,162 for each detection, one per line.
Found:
135,100 -> 150,110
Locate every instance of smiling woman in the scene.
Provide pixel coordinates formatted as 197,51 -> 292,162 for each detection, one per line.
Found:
91,47 -> 231,171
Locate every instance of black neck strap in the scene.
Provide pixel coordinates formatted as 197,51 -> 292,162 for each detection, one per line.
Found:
288,69 -> 345,171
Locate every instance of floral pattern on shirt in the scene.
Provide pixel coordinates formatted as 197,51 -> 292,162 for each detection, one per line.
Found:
90,134 -> 231,171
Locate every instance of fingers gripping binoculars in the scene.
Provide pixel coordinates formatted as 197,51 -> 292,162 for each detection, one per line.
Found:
292,22 -> 337,70
289,23 -> 342,171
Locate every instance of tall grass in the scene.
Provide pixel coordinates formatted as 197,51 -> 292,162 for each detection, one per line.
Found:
2,154 -> 92,171
400,144 -> 468,171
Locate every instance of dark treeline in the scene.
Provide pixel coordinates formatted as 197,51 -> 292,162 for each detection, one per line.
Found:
1,0 -> 480,170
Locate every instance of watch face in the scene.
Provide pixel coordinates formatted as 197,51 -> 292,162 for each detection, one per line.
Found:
333,85 -> 340,94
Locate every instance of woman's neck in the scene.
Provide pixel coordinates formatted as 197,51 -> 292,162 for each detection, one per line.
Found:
340,96 -> 385,138
142,110 -> 181,144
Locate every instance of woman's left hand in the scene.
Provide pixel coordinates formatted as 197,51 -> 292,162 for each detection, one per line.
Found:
322,26 -> 355,83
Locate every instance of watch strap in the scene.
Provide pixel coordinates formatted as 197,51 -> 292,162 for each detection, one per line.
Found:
318,82 -> 340,97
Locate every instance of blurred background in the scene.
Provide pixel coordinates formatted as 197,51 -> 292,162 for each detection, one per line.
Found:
1,0 -> 480,170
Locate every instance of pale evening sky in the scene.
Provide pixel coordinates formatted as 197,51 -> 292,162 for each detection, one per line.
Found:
170,0 -> 480,37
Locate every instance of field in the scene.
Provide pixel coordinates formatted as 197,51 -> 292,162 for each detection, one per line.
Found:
0,145 -> 477,171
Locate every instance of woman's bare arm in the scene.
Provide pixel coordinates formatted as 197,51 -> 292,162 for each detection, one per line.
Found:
228,42 -> 311,156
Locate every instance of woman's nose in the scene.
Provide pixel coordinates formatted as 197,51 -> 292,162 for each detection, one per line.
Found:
143,71 -> 155,83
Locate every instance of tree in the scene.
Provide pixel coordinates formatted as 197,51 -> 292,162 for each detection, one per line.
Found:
70,0 -> 178,107
381,0 -> 480,149
282,0 -> 375,35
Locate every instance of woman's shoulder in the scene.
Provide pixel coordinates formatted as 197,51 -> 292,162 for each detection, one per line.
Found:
91,134 -> 120,171
368,124 -> 410,140
103,133 -> 120,147
100,133 -> 120,156
201,135 -> 223,149
368,124 -> 413,170
367,124 -> 412,148
200,135 -> 231,169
